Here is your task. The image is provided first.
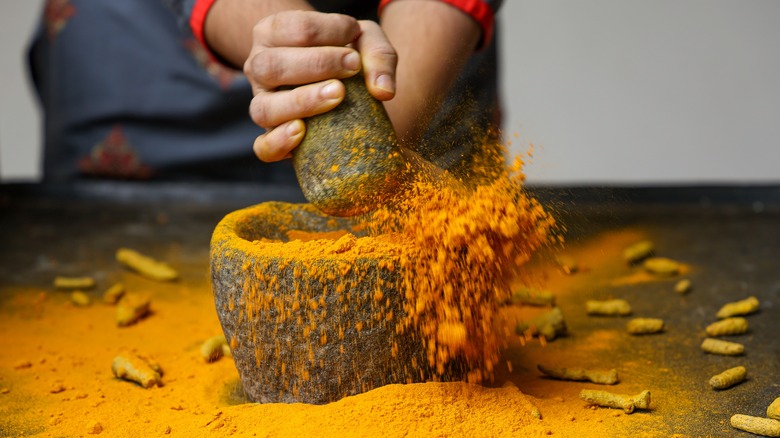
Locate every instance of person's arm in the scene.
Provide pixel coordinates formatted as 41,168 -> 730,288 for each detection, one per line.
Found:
378,0 -> 483,146
203,0 -> 315,68
199,1 -> 398,161
180,0 -> 495,162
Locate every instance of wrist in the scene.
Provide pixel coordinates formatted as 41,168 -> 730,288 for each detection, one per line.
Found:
202,0 -> 316,68
379,0 -> 494,50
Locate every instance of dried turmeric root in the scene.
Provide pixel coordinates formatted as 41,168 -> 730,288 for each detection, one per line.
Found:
586,299 -> 632,316
701,338 -> 744,356
70,291 -> 91,307
626,318 -> 664,334
510,286 -> 556,307
116,293 -> 151,327
716,296 -> 760,319
516,307 -> 567,341
643,257 -> 680,276
116,248 -> 178,281
709,366 -> 747,390
200,335 -> 230,363
580,389 -> 651,414
54,276 -> 95,290
730,414 -> 780,437
102,283 -> 125,305
538,364 -> 619,385
769,396 -> 780,420
112,352 -> 163,388
623,241 -> 654,264
705,317 -> 749,336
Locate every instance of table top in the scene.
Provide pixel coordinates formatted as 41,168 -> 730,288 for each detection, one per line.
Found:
1,181 -> 778,436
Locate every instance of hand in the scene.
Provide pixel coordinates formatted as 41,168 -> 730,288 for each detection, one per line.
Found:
243,10 -> 398,162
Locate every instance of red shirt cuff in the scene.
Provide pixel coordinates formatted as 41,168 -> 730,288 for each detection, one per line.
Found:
379,0 -> 495,50
190,0 -> 219,55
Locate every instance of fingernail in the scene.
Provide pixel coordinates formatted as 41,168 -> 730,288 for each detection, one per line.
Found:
343,51 -> 360,72
321,80 -> 341,99
286,119 -> 303,137
375,74 -> 395,94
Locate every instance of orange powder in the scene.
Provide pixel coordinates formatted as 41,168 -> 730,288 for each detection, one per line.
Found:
286,229 -> 350,242
368,157 -> 558,384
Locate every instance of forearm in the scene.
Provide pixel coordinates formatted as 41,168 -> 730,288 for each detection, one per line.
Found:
204,0 -> 315,68
380,0 -> 481,145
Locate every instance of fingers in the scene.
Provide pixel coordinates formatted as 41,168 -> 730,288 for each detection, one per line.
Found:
243,10 -> 399,164
250,79 -> 345,128
354,20 -> 397,101
244,11 -> 362,130
253,119 -> 305,162
254,11 -> 361,49
246,46 -> 360,90
250,78 -> 344,162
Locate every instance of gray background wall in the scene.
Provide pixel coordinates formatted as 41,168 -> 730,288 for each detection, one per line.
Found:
2,1 -> 779,183
1,1 -> 43,181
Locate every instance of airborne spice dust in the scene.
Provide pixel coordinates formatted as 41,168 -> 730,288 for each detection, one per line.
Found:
368,157 -> 559,383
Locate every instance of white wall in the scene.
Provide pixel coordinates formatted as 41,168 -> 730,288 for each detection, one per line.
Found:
1,1 -> 779,184
0,0 -> 44,182
500,0 -> 780,184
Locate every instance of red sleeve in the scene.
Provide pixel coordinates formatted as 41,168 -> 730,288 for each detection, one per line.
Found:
189,0 -> 218,53
378,0 -> 495,50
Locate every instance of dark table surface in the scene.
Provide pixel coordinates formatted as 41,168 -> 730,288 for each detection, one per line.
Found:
1,181 -> 778,436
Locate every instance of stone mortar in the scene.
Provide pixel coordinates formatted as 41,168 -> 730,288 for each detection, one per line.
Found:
210,202 -> 467,404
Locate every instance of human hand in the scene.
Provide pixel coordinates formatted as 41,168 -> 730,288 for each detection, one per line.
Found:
244,10 -> 397,162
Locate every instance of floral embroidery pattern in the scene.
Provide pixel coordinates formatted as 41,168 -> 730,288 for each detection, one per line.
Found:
184,39 -> 242,90
44,0 -> 76,40
79,125 -> 152,179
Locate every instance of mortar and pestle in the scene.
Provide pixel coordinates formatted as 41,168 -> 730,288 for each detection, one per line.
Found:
211,75 -> 466,404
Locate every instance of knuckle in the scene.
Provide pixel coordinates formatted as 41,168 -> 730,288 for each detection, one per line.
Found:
252,17 -> 272,44
293,88 -> 318,113
252,20 -> 264,38
248,50 -> 281,85
368,43 -> 397,61
275,12 -> 320,47
249,96 -> 271,128
335,14 -> 360,34
288,22 -> 320,47
310,51 -> 335,75
259,131 -> 289,162
358,19 -> 380,32
258,146 -> 276,163
254,135 -> 270,162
